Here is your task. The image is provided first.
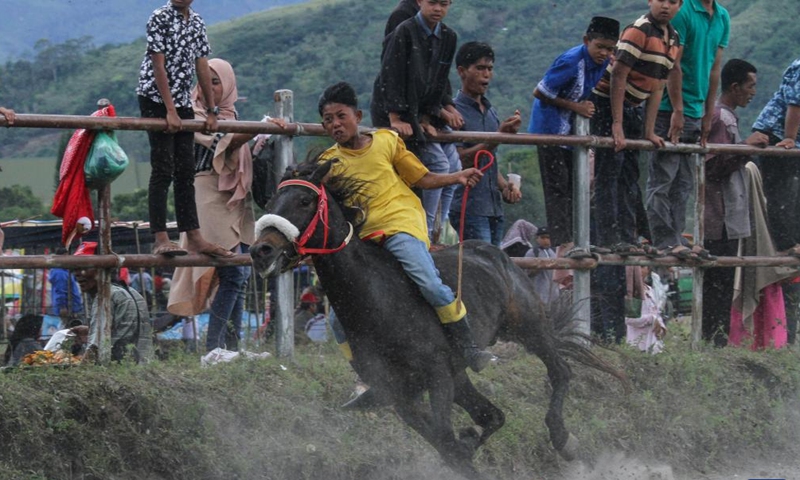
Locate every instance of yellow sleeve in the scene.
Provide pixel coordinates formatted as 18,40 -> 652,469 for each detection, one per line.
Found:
391,136 -> 428,186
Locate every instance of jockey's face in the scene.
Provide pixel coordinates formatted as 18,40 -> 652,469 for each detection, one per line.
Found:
321,102 -> 362,149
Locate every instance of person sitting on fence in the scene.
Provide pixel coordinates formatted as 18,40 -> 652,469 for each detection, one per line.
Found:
73,242 -> 153,362
317,81 -> 494,373
588,0 -> 681,345
168,58 -> 286,352
136,0 -> 233,259
370,0 -> 464,242
450,41 -> 522,246
646,0 -> 730,261
528,16 -> 619,260
702,59 -> 769,347
2,314 -> 43,367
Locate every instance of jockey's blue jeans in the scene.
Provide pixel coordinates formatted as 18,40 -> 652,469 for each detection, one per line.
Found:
419,138 -> 461,240
327,232 -> 459,345
383,233 -> 456,308
206,243 -> 249,351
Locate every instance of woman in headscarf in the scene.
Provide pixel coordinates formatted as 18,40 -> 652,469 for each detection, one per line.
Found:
168,58 -> 285,351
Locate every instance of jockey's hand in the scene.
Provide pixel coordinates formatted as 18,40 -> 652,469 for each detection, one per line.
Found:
459,168 -> 483,188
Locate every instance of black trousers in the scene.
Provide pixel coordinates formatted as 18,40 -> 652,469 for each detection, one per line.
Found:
138,96 -> 199,233
757,131 -> 800,251
538,146 -> 573,247
702,233 -> 739,346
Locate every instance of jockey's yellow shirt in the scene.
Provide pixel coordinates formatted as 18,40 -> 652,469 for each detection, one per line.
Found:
321,129 -> 431,247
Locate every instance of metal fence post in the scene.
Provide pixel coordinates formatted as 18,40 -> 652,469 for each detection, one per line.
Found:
572,116 -> 591,337
273,90 -> 295,358
691,152 -> 705,349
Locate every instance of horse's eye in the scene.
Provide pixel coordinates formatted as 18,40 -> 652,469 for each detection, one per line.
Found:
300,196 -> 313,207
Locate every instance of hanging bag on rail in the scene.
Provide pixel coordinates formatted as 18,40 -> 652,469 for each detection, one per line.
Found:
84,131 -> 129,189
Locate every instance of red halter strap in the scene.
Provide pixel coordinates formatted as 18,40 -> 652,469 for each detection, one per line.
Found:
276,179 -> 352,256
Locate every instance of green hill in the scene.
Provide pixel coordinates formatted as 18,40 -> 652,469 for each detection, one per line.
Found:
1,0 -> 798,221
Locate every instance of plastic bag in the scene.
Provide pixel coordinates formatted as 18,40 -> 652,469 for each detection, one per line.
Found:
84,131 -> 129,189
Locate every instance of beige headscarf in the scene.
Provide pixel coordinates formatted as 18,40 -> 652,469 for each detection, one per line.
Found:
191,58 -> 252,210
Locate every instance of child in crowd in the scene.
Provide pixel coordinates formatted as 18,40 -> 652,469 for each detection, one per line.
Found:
528,16 -> 619,260
450,41 -> 522,246
588,0 -> 682,344
319,82 -> 494,373
625,266 -> 667,354
136,0 -> 233,259
370,0 -> 464,241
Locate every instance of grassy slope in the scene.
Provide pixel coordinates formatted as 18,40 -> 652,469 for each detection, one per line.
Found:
1,330 -> 798,480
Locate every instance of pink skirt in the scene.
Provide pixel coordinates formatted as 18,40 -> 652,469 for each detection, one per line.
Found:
729,283 -> 787,350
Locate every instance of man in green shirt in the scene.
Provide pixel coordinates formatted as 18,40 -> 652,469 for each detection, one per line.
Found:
646,0 -> 730,258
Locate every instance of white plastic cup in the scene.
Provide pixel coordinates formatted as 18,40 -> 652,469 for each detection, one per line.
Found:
507,173 -> 521,189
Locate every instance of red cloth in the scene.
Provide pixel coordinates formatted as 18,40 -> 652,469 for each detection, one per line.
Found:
50,105 -> 116,246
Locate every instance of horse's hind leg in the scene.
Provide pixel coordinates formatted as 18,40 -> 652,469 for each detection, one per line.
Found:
452,371 -> 505,451
518,320 -> 576,459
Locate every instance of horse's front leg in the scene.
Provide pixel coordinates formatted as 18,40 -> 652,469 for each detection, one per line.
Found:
452,371 -> 505,450
428,368 -> 483,479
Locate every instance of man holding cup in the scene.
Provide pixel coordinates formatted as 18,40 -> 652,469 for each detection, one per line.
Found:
450,41 -> 522,245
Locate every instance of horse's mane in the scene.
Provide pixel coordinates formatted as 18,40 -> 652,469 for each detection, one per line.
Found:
282,153 -> 370,232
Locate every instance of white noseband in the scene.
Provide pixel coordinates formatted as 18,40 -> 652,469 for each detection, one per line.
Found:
255,214 -> 300,242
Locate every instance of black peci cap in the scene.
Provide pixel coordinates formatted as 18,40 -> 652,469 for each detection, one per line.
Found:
536,226 -> 549,236
586,16 -> 620,39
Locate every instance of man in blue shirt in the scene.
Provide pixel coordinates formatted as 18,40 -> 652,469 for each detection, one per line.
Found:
528,16 -> 619,258
450,41 -> 522,245
752,58 -> 800,256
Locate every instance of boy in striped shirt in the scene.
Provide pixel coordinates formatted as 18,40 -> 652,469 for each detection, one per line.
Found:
588,0 -> 681,343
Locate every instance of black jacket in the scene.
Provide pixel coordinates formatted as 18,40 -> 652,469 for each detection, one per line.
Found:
370,17 -> 457,152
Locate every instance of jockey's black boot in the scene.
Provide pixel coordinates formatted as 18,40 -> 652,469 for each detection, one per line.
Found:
442,316 -> 496,373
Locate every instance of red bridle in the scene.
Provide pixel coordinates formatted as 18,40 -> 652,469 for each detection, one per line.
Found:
276,179 -> 353,256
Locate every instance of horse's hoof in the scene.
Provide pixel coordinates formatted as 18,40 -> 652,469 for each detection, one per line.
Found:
558,433 -> 579,461
459,425 -> 484,451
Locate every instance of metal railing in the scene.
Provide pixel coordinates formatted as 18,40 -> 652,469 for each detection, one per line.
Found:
3,92 -> 800,355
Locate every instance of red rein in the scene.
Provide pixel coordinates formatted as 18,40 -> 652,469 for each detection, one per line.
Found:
457,150 -> 495,243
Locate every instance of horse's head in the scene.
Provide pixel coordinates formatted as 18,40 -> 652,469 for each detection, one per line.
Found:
250,159 -> 346,277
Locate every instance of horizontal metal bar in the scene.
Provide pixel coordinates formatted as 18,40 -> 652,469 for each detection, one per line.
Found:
1,253 -> 798,270
2,114 -> 798,157
0,253 -> 252,269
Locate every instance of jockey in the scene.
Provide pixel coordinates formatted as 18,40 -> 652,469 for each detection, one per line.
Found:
317,82 -> 495,373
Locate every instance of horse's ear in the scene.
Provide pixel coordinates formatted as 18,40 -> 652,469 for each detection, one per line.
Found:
310,159 -> 337,184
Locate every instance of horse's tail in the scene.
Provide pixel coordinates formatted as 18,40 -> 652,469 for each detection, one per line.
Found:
548,293 -> 632,393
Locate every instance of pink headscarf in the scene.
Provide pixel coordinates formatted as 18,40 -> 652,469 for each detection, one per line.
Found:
191,58 -> 252,209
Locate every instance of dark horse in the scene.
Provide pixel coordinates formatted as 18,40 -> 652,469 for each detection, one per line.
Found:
250,159 -> 625,479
